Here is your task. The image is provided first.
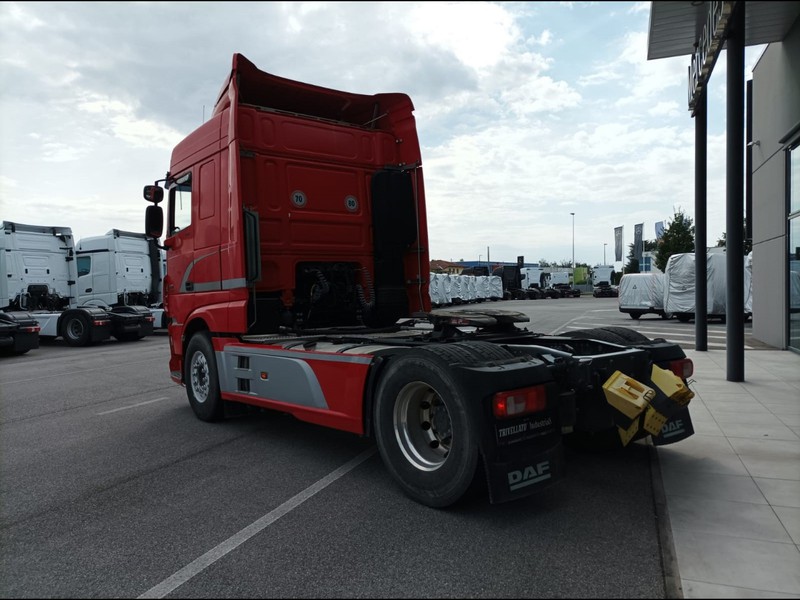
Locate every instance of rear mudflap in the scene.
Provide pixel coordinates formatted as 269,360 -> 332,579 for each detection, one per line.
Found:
483,440 -> 566,504
452,360 -> 569,504
650,406 -> 695,445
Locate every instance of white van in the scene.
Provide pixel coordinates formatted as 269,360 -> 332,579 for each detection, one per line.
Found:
617,272 -> 670,320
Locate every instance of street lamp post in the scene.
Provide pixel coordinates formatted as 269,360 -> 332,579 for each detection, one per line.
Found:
570,212 -> 575,270
603,243 -> 607,265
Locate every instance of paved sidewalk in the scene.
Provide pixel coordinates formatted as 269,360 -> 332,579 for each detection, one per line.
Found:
656,348 -> 800,598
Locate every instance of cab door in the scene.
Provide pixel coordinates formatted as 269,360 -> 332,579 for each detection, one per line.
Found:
163,172 -> 195,323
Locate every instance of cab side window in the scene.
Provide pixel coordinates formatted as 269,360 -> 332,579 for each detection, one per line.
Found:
169,172 -> 192,235
77,256 -> 91,277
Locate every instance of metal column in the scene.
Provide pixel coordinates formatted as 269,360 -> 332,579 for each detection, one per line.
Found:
695,93 -> 708,352
726,1 -> 745,381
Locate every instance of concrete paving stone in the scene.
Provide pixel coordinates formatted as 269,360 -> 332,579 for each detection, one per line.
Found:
726,438 -> 800,480
752,478 -> 800,508
682,579 -> 800,599
717,421 -> 800,441
668,495 -> 793,543
774,506 -> 800,545
661,470 -> 768,504
671,529 -> 800,595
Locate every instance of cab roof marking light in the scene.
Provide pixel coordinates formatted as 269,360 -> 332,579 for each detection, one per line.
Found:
492,385 -> 547,419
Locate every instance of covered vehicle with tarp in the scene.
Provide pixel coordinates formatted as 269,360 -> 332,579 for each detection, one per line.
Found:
618,272 -> 670,319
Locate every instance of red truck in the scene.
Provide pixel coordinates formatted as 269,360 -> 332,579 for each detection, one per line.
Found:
143,54 -> 696,508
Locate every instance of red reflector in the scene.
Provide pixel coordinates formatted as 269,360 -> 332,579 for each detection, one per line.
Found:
145,316 -> 155,322
493,386 -> 547,419
94,319 -> 110,326
22,326 -> 40,333
670,358 -> 693,379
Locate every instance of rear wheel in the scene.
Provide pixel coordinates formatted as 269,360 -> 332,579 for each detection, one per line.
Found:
62,314 -> 90,347
374,342 -> 513,508
114,332 -> 144,342
598,326 -> 650,344
562,328 -> 626,345
185,332 -> 224,422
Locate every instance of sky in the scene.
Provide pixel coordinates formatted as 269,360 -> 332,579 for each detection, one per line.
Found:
0,1 -> 768,269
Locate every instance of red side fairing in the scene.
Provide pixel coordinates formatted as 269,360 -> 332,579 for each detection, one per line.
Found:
213,337 -> 373,434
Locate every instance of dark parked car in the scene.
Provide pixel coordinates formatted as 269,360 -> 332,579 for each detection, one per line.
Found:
551,283 -> 581,298
593,282 -> 619,298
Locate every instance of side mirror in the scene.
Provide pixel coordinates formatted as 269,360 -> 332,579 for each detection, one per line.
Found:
144,185 -> 164,204
145,204 -> 164,240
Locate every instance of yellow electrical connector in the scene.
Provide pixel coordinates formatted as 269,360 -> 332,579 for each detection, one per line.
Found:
617,420 -> 641,446
650,364 -> 695,406
602,370 -> 654,420
643,405 -> 668,435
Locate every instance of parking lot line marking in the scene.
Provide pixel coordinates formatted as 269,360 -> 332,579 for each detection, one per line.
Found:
97,397 -> 170,415
137,446 -> 378,599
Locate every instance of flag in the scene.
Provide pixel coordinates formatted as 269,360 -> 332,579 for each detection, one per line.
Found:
634,223 -> 644,262
655,221 -> 665,240
614,226 -> 623,262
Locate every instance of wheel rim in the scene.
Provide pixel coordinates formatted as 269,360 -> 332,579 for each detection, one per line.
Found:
393,381 -> 452,472
190,350 -> 210,403
67,318 -> 84,340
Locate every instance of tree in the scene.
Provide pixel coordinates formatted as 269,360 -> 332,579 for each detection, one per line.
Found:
655,209 -> 695,272
716,222 -> 752,255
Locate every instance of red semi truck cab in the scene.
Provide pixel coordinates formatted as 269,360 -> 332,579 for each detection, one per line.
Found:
144,54 -> 696,508
151,53 -> 430,380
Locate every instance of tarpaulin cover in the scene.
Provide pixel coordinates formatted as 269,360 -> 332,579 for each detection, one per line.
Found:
663,253 -> 752,316
618,272 -> 665,310
429,273 -> 502,305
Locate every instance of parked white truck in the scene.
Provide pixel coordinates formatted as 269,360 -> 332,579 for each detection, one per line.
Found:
75,230 -> 167,329
0,221 -> 155,347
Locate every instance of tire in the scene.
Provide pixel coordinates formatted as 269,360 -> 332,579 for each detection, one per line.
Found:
661,312 -> 673,320
676,313 -> 692,323
562,328 -> 626,345
374,343 -> 510,508
114,332 -> 144,342
598,326 -> 650,344
62,314 -> 91,347
185,332 -> 224,422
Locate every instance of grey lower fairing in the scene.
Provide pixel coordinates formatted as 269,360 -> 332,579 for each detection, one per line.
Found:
215,346 -> 373,410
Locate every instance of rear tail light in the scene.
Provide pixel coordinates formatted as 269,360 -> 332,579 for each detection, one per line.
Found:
493,385 -> 548,419
21,326 -> 40,333
669,358 -> 693,379
145,316 -> 155,322
93,319 -> 110,326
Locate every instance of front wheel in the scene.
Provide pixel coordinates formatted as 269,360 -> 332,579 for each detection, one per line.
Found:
185,332 -> 224,422
374,348 -> 481,508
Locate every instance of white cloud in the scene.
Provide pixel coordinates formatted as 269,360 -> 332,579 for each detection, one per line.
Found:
0,1 -> 743,265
